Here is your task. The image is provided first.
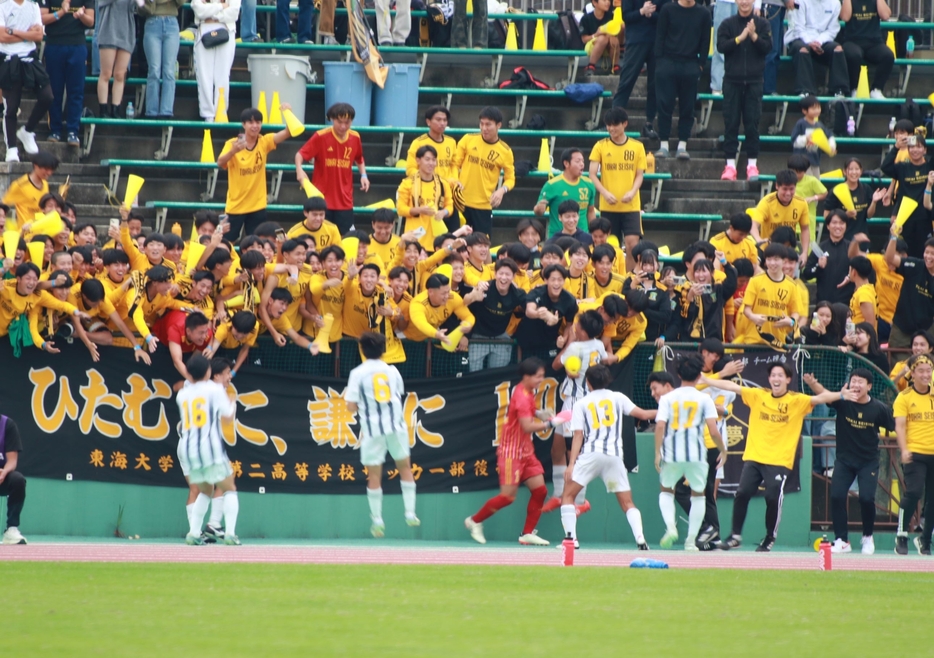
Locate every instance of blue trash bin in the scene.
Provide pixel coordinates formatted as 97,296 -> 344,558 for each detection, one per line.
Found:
323,61 -> 373,127
372,64 -> 421,127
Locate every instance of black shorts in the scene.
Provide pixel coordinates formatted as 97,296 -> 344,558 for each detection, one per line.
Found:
462,206 -> 493,237
602,211 -> 642,238
325,209 -> 355,235
223,208 -> 267,241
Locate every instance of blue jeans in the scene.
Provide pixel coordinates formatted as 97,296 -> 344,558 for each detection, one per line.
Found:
763,4 -> 785,94
240,0 -> 258,41
276,0 -> 313,42
45,43 -> 86,135
710,1 -> 738,91
92,2 -> 101,75
143,16 -> 180,117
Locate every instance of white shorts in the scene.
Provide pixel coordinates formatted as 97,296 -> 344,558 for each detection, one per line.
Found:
559,396 -> 578,437
360,430 -> 410,466
571,452 -> 631,493
660,461 -> 710,492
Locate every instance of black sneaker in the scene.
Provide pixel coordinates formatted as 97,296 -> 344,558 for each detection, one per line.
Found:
696,539 -> 718,551
756,536 -> 775,553
637,541 -> 649,550
697,526 -> 719,544
895,535 -> 909,555
641,123 -> 659,140
718,535 -> 742,550
913,536 -> 931,556
203,524 -> 225,542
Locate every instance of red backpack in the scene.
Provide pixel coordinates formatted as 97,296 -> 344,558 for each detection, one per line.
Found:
498,66 -> 552,91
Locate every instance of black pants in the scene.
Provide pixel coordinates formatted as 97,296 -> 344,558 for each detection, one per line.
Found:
842,40 -> 894,92
722,79 -> 763,158
899,452 -> 934,545
462,206 -> 492,237
831,458 -> 878,541
223,208 -> 268,241
3,82 -> 53,149
325,209 -> 354,235
787,39 -> 850,95
655,57 -> 699,143
613,40 -> 656,125
0,470 -> 26,528
731,460 -> 790,539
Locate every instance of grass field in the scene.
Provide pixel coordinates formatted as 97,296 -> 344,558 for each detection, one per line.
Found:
9,562 -> 933,655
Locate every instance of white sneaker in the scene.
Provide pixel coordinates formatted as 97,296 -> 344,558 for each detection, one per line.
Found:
684,542 -> 699,551
861,535 -> 875,555
870,89 -> 886,100
830,538 -> 851,553
16,126 -> 38,154
850,89 -> 859,98
2,526 -> 26,544
5,146 -> 19,163
518,530 -> 549,546
465,516 -> 486,544
405,514 -> 420,527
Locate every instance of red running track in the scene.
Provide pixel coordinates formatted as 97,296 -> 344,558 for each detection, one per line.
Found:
2,542 -> 934,571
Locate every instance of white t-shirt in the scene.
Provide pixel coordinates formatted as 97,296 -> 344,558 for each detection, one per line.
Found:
570,389 -> 636,457
345,358 -> 406,440
656,386 -> 718,463
0,0 -> 42,58
560,338 -> 607,401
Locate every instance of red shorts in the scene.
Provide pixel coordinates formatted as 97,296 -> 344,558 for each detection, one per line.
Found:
497,453 -> 544,487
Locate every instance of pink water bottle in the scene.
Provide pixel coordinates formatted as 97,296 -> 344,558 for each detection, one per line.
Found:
818,536 -> 832,571
561,534 -> 575,566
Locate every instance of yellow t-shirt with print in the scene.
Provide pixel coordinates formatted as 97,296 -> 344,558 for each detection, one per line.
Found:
588,136 -> 646,213
740,388 -> 812,468
221,133 -> 277,215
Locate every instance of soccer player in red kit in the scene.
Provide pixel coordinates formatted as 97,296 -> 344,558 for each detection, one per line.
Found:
465,357 -> 570,546
294,102 -> 368,235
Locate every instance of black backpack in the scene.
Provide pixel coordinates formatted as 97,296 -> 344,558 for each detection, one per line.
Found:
488,18 -> 508,49
547,10 -> 584,51
900,98 -> 924,127
829,97 -> 857,137
498,66 -> 552,90
894,14 -> 923,58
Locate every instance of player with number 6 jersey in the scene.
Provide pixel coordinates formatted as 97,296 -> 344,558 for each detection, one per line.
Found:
345,332 -> 420,537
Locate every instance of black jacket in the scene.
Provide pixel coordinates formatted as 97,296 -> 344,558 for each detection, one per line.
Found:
716,12 -> 772,83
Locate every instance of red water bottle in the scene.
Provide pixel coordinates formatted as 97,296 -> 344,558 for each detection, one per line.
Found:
562,534 -> 575,566
818,536 -> 832,571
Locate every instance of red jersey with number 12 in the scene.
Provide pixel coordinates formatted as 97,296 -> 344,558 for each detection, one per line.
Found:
297,127 -> 365,211
500,385 -> 537,460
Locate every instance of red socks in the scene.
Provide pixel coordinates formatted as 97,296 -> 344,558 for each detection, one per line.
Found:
472,494 -> 514,523
522,486 -> 548,535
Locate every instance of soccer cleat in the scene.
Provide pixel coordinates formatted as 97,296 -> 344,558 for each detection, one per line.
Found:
718,535 -> 742,550
224,535 -> 241,546
2,526 -> 27,545
200,532 -> 216,544
575,500 -> 591,517
47,132 -> 61,143
720,164 -> 737,181
895,535 -> 909,555
185,533 -> 205,546
5,147 -> 19,163
67,132 -> 80,147
913,536 -> 931,556
861,535 -> 875,555
697,526 -> 719,544
16,126 -> 38,154
204,524 -> 225,541
541,497 -> 562,514
756,536 -> 775,553
696,539 -> 718,551
370,521 -> 385,538
830,538 -> 851,553
518,530 -> 550,546
636,541 -> 649,551
660,529 -> 678,549
405,515 -> 421,527
746,164 -> 760,182
465,516 -> 486,544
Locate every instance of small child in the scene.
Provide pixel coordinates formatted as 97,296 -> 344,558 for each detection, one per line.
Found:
788,153 -> 827,240
791,95 -> 836,178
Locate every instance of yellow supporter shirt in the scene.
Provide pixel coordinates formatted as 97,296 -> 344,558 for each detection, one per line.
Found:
849,282 -> 877,325
588,136 -> 646,213
890,360 -> 911,392
220,133 -> 277,215
286,218 -> 342,248
586,244 -> 627,277
894,387 -> 934,455
269,270 -> 311,331
405,133 -> 458,182
564,271 -> 591,300
342,279 -> 381,339
453,133 -> 516,210
397,174 -> 454,253
736,273 -> 801,345
67,286 -> 116,322
463,260 -> 495,288
0,280 -> 77,347
740,388 -> 813,468
308,273 -> 348,340
589,272 -> 626,298
753,192 -> 810,239
120,224 -> 176,276
369,235 -> 401,269
709,231 -> 758,265
3,174 -> 47,228
868,253 -> 902,324
408,290 -> 475,340
214,318 -> 259,349
390,245 -> 449,295
612,312 -> 647,361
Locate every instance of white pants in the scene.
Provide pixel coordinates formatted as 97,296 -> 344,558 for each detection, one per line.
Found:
374,0 -> 410,45
194,32 -> 236,120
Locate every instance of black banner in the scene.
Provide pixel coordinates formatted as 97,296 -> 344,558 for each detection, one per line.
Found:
663,348 -> 804,497
3,342 -> 639,494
